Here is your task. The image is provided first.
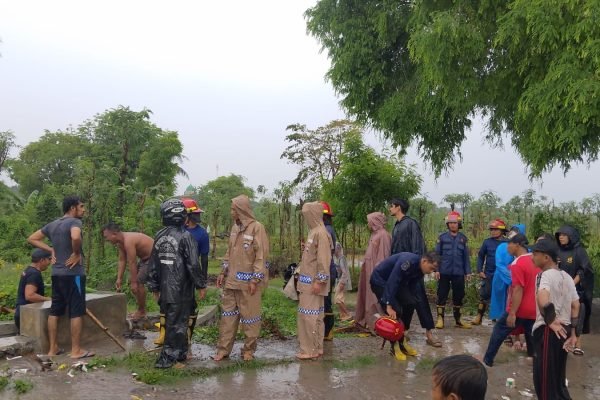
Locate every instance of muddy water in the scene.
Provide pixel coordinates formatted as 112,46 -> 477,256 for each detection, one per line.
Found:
3,323 -> 599,400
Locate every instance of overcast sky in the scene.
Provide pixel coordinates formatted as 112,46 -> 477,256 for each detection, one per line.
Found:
1,0 -> 598,206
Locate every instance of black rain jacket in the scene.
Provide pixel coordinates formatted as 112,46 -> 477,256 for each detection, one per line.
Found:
147,225 -> 206,304
555,225 -> 594,302
391,215 -> 425,256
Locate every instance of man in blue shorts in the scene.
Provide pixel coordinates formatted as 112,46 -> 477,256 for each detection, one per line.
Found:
28,195 -> 94,359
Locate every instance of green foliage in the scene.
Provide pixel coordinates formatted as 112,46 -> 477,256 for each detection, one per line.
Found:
281,119 -> 359,196
12,379 -> 33,394
0,262 -> 27,310
332,355 -> 376,370
93,351 -> 290,385
260,287 -> 298,337
323,133 -> 421,229
306,0 -> 600,177
0,376 -> 8,391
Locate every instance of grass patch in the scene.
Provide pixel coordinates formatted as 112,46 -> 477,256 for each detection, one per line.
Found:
332,355 -> 376,370
91,351 -> 291,385
192,286 -> 296,345
0,376 -> 8,391
416,356 -> 442,371
13,379 -> 33,394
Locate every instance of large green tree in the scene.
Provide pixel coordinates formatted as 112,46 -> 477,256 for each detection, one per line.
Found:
281,119 -> 361,197
306,0 -> 600,177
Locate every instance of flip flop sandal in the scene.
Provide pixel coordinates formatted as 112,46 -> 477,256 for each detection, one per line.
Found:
426,338 -> 442,348
572,347 -> 584,356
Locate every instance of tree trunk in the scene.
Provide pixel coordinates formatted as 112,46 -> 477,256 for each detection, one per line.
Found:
116,142 -> 129,219
351,222 -> 356,276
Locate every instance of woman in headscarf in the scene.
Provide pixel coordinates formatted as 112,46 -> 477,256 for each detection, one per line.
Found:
354,212 -> 391,330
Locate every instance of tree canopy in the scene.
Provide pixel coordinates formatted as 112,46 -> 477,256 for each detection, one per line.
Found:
305,0 -> 600,177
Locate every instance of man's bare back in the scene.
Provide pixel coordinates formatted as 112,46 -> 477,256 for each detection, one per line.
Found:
102,224 -> 154,320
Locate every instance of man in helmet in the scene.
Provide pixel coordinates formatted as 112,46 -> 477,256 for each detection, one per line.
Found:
434,211 -> 472,329
370,251 -> 440,360
214,195 -> 269,362
320,200 -> 338,341
146,198 -> 207,368
472,219 -> 508,325
102,222 -> 154,321
181,198 -> 210,348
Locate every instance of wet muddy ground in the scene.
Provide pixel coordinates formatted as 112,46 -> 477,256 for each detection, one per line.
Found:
2,318 -> 598,400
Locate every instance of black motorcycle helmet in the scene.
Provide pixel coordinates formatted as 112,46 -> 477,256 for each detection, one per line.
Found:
160,198 -> 187,226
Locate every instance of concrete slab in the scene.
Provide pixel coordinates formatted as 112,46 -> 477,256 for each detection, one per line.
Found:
0,335 -> 37,358
19,291 -> 127,353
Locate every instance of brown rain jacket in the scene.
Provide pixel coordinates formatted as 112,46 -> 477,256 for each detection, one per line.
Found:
355,212 -> 392,327
223,195 -> 270,290
297,202 -> 333,296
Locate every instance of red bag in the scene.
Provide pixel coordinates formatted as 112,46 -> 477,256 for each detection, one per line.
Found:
374,317 -> 404,342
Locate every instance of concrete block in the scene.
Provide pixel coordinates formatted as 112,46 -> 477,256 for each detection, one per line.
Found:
0,321 -> 18,336
19,291 -> 127,353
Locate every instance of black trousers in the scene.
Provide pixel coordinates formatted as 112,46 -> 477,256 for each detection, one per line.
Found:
436,274 -> 465,306
370,283 -> 415,330
401,279 -> 435,330
478,275 -> 493,303
324,277 -> 336,336
532,324 -> 572,400
156,301 -> 193,368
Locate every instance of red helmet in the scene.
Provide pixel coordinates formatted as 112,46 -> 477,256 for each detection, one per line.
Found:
374,317 -> 405,342
181,198 -> 203,214
488,219 -> 507,231
445,211 -> 462,224
320,201 -> 334,216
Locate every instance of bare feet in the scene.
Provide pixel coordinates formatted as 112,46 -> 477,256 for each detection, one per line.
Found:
295,353 -> 319,360
242,353 -> 254,361
70,350 -> 95,359
211,353 -> 229,361
128,311 -> 147,321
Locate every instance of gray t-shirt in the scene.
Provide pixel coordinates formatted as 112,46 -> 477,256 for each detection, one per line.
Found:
41,217 -> 85,276
533,268 -> 579,332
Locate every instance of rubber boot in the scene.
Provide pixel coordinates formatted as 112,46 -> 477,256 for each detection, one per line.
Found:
324,312 -> 335,341
154,314 -> 166,346
472,303 -> 487,326
187,313 -> 198,346
435,306 -> 445,329
391,341 -> 406,361
453,306 -> 472,329
400,337 -> 418,356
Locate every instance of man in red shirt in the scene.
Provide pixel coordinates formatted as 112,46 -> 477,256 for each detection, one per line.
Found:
483,234 -> 539,366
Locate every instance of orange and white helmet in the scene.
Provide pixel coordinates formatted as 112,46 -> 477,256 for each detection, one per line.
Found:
445,211 -> 462,224
320,201 -> 334,216
488,219 -> 507,231
181,198 -> 203,214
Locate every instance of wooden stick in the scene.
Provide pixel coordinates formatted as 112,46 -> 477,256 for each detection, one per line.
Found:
86,308 -> 127,351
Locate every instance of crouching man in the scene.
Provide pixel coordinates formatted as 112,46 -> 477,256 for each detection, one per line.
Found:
370,251 -> 440,360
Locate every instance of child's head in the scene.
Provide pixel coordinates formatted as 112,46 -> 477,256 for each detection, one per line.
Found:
431,355 -> 487,400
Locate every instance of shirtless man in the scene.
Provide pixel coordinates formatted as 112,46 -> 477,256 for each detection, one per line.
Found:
102,222 -> 153,320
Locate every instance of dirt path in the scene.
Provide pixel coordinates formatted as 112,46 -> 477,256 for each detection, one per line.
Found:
2,320 -> 598,400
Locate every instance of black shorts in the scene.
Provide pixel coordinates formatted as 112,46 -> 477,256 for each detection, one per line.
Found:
50,275 -> 86,318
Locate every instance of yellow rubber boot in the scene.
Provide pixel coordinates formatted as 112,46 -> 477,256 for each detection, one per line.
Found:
187,313 -> 198,346
392,341 -> 407,361
400,337 -> 418,356
154,314 -> 166,346
435,306 -> 445,329
454,306 -> 472,329
472,303 -> 486,326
